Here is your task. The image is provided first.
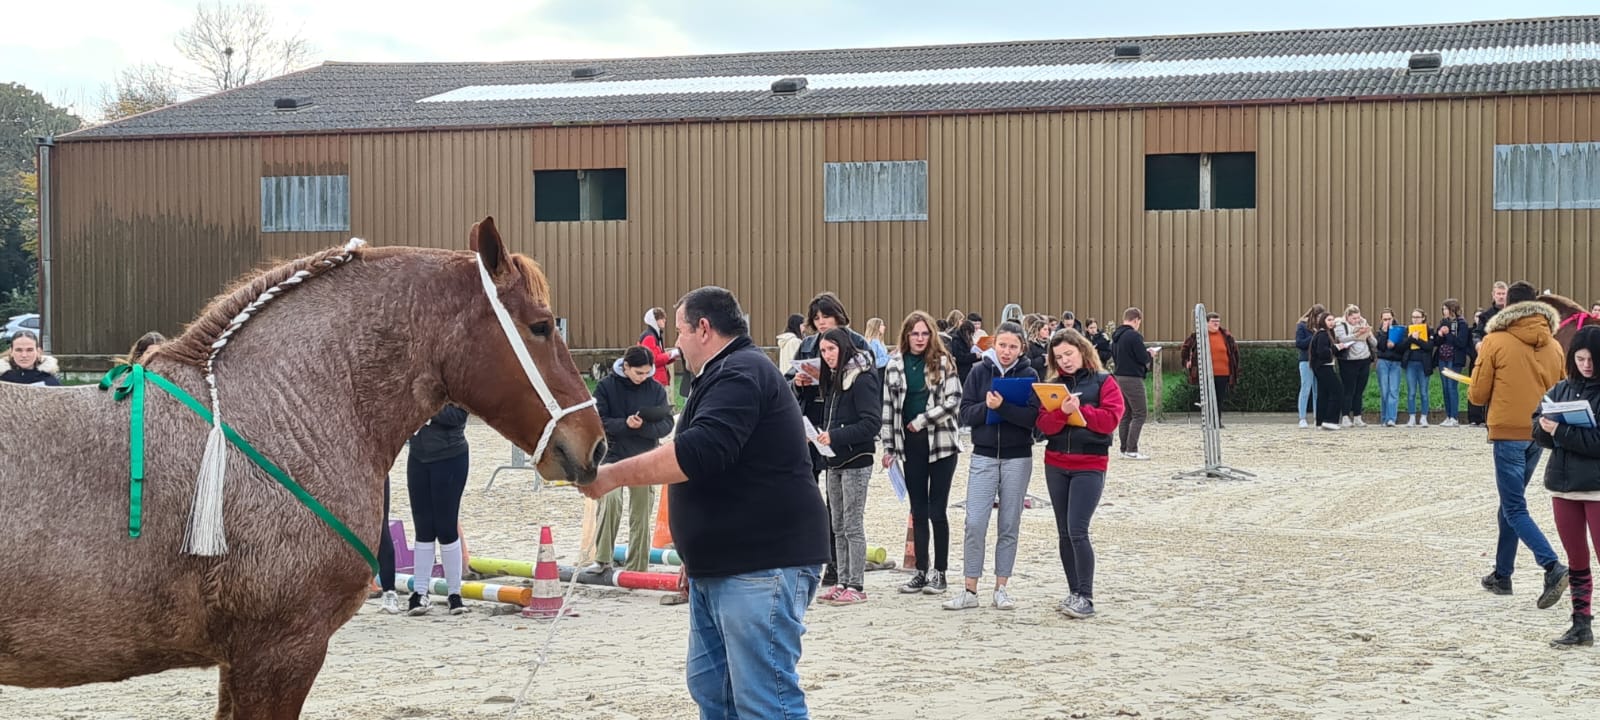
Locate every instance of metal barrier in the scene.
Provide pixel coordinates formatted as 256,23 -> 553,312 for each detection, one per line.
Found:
1173,303 -> 1255,482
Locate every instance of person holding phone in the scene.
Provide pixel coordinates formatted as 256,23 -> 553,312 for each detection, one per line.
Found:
590,346 -> 676,574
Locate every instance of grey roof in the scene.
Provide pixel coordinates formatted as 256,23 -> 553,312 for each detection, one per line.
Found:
65,15 -> 1600,140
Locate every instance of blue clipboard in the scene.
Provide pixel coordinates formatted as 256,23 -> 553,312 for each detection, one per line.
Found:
986,377 -> 1035,425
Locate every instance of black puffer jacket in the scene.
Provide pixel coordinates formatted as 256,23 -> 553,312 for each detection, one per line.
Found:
595,363 -> 675,462
411,405 -> 469,463
818,356 -> 883,469
0,356 -> 62,386
1535,377 -> 1600,494
957,352 -> 1040,459
1025,338 -> 1050,378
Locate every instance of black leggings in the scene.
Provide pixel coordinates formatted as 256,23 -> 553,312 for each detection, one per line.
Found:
1313,364 -> 1344,425
407,453 -> 470,544
902,430 -> 956,573
1338,358 -> 1372,419
1045,466 -> 1105,598
376,475 -> 396,592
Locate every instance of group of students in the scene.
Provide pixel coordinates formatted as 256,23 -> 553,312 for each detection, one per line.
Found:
1293,282 -> 1558,431
783,292 -> 1142,617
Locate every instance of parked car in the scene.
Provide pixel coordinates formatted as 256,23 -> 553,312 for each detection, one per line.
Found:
5,313 -> 39,342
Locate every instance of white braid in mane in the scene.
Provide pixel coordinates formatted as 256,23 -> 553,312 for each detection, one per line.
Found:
183,238 -> 367,556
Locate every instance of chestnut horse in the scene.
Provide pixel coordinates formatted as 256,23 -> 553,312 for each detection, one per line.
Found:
1536,291 -> 1592,351
0,217 -> 605,719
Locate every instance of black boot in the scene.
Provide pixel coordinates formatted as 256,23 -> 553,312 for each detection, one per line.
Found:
1552,614 -> 1593,648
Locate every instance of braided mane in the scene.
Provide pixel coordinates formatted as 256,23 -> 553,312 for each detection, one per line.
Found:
161,243 -> 367,367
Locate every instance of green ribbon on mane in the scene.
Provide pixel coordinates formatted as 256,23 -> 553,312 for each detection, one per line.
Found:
99,364 -> 379,575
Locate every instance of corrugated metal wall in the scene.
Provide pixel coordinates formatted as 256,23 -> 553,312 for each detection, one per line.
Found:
48,94 -> 1600,356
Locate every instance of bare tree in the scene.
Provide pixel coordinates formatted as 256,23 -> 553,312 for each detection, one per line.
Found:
175,1 -> 314,94
100,64 -> 180,121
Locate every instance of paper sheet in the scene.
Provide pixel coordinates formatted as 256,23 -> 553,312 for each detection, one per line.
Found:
802,416 -> 836,457
888,460 -> 908,503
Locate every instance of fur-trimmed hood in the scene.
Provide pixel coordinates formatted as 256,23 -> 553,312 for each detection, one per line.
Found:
1485,300 -> 1559,348
0,355 -> 58,375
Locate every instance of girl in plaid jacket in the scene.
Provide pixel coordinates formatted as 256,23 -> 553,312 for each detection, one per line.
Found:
881,311 -> 965,595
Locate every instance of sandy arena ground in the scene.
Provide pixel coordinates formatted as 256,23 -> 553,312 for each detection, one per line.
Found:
4,416 -> 1598,719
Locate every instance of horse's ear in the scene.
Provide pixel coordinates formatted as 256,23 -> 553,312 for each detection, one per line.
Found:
469,215 -> 510,276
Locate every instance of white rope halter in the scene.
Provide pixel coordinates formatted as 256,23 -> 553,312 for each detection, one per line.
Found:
474,253 -> 596,471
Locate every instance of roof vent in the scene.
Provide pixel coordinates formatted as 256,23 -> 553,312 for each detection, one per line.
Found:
771,77 -> 808,95
1407,52 -> 1443,73
571,66 -> 604,80
1113,44 -> 1143,60
273,97 -> 313,111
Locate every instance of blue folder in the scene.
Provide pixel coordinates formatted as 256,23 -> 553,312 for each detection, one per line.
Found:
986,377 -> 1036,425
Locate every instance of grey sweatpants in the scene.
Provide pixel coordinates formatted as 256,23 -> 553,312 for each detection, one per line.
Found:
1115,375 -> 1148,453
826,466 -> 872,589
962,454 -> 1034,580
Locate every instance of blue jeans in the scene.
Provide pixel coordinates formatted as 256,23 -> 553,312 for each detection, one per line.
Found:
1298,360 -> 1318,420
1492,441 -> 1559,579
1438,360 -> 1462,419
1376,359 -> 1402,424
687,566 -> 820,720
1403,362 -> 1430,416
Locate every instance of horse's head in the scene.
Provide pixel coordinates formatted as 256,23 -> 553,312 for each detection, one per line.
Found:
447,216 -> 606,485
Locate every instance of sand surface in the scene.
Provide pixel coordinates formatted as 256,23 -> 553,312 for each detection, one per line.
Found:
4,417 -> 1597,719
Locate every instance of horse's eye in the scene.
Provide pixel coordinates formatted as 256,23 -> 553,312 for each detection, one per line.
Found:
529,321 -> 552,339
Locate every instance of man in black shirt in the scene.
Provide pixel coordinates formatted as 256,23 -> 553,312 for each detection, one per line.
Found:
582,286 -> 829,719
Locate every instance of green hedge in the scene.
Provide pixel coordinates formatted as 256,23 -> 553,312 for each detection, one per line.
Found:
1152,347 -> 1461,415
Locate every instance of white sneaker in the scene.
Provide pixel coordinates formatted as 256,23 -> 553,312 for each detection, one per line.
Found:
1405,415 -> 1417,427
1298,419 -> 1309,429
1384,420 -> 1396,427
1353,417 -> 1367,427
942,589 -> 979,611
1340,417 -> 1352,428
1420,416 -> 1429,427
1126,452 -> 1151,461
380,590 -> 401,615
1441,418 -> 1459,427
992,586 -> 1016,611
1320,422 -> 1341,431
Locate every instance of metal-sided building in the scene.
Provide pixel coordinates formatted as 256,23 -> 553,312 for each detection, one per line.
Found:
39,15 -> 1600,361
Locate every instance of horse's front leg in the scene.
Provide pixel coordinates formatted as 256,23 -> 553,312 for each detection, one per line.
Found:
221,630 -> 331,720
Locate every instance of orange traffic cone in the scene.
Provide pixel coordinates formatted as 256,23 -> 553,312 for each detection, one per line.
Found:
652,488 -> 674,549
901,514 -> 916,572
521,525 -> 576,620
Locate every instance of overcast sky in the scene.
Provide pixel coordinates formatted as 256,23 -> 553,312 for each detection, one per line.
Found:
5,0 -> 1594,119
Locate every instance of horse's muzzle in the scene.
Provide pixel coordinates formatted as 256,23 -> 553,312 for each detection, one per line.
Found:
555,437 -> 605,485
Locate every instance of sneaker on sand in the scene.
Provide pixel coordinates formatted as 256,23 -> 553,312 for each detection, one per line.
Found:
1481,572 -> 1513,596
899,572 -> 929,594
407,592 -> 430,616
924,571 -> 949,595
1406,415 -> 1417,427
1440,417 -> 1459,427
830,588 -> 867,605
1340,417 -> 1352,428
942,589 -> 979,610
1420,416 -> 1430,427
1058,593 -> 1096,619
1299,419 -> 1309,429
818,585 -> 845,603
1124,452 -> 1151,461
380,590 -> 401,615
1320,423 -> 1341,431
447,593 -> 468,615
992,586 -> 1016,610
1353,417 -> 1368,427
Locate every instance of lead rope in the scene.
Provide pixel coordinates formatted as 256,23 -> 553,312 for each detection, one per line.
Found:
504,569 -> 588,719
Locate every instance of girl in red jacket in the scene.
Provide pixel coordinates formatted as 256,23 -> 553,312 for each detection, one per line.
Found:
1035,328 -> 1126,619
640,307 -> 680,386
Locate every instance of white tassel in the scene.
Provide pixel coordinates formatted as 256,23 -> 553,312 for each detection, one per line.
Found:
184,371 -> 229,556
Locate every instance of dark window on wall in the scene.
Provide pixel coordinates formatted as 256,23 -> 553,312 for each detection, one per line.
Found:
1145,154 -> 1201,210
1210,152 -> 1256,209
534,168 -> 627,221
1145,152 -> 1256,210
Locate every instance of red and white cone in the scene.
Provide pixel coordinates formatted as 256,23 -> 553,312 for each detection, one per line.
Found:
901,513 -> 916,572
521,525 -> 576,619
